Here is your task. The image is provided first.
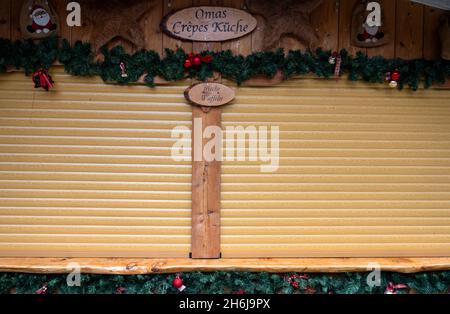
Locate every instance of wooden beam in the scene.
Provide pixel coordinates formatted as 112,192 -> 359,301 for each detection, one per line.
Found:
311,0 -> 339,52
395,0 -> 424,59
162,0 -> 194,52
0,0 -> 11,40
191,106 -> 222,259
423,6 -> 445,60
0,257 -> 449,274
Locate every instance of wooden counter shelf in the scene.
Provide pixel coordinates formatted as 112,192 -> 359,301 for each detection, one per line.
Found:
0,258 -> 449,274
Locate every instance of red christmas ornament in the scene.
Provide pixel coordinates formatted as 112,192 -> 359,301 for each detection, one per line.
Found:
391,70 -> 400,81
172,276 -> 183,289
192,56 -> 202,66
234,288 -> 246,294
184,59 -> 192,69
115,287 -> 126,294
201,55 -> 213,63
386,71 -> 400,88
184,53 -> 213,69
32,68 -> 54,91
35,284 -> 48,295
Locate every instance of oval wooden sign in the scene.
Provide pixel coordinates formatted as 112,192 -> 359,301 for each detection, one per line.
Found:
162,6 -> 257,42
185,83 -> 235,107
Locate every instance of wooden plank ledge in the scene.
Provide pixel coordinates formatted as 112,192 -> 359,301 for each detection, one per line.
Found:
0,258 -> 449,274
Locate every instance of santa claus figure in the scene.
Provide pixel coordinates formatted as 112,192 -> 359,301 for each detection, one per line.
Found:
357,21 -> 384,43
26,4 -> 56,34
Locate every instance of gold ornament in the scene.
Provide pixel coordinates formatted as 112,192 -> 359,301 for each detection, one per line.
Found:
389,80 -> 398,88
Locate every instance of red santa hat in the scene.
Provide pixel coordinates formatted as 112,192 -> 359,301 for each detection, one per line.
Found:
29,4 -> 46,18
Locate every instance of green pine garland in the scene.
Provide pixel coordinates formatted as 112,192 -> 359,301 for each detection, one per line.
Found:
0,271 -> 449,294
0,36 -> 449,90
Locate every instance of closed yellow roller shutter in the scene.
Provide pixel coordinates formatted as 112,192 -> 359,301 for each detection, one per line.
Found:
221,78 -> 450,257
0,67 -> 191,257
2,68 -> 450,259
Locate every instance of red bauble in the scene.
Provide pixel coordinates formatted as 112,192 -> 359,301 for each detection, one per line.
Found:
184,59 -> 192,69
192,56 -> 202,66
172,276 -> 183,289
201,55 -> 213,63
391,71 -> 400,81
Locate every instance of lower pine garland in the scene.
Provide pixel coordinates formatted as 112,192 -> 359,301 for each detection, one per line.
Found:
2,39 -> 449,293
1,37 -> 449,90
0,271 -> 449,294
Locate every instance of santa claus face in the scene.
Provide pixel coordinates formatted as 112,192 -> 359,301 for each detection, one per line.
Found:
363,22 -> 379,36
32,9 -> 50,26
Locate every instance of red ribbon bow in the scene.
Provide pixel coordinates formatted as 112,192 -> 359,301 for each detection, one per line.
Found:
32,68 -> 54,91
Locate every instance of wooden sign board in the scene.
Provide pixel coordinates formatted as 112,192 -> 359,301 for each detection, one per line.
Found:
162,6 -> 257,42
351,1 -> 389,48
185,83 -> 235,107
20,0 -> 59,39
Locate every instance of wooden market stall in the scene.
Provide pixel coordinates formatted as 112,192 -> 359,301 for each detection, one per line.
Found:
0,0 -> 449,273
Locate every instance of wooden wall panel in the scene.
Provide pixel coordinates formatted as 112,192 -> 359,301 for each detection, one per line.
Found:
338,0 -> 366,55
367,0 -> 396,58
311,0 -> 339,52
222,0 -> 252,55
0,0 -> 11,40
250,14 -> 265,53
395,0 -> 424,59
53,0 -> 70,42
2,0 -> 445,61
423,6 -> 445,60
162,0 -> 193,52
143,0 -> 164,54
70,1 -> 90,45
10,0 -> 23,41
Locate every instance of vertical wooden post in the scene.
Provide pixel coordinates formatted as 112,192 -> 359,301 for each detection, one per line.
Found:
191,106 -> 222,259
